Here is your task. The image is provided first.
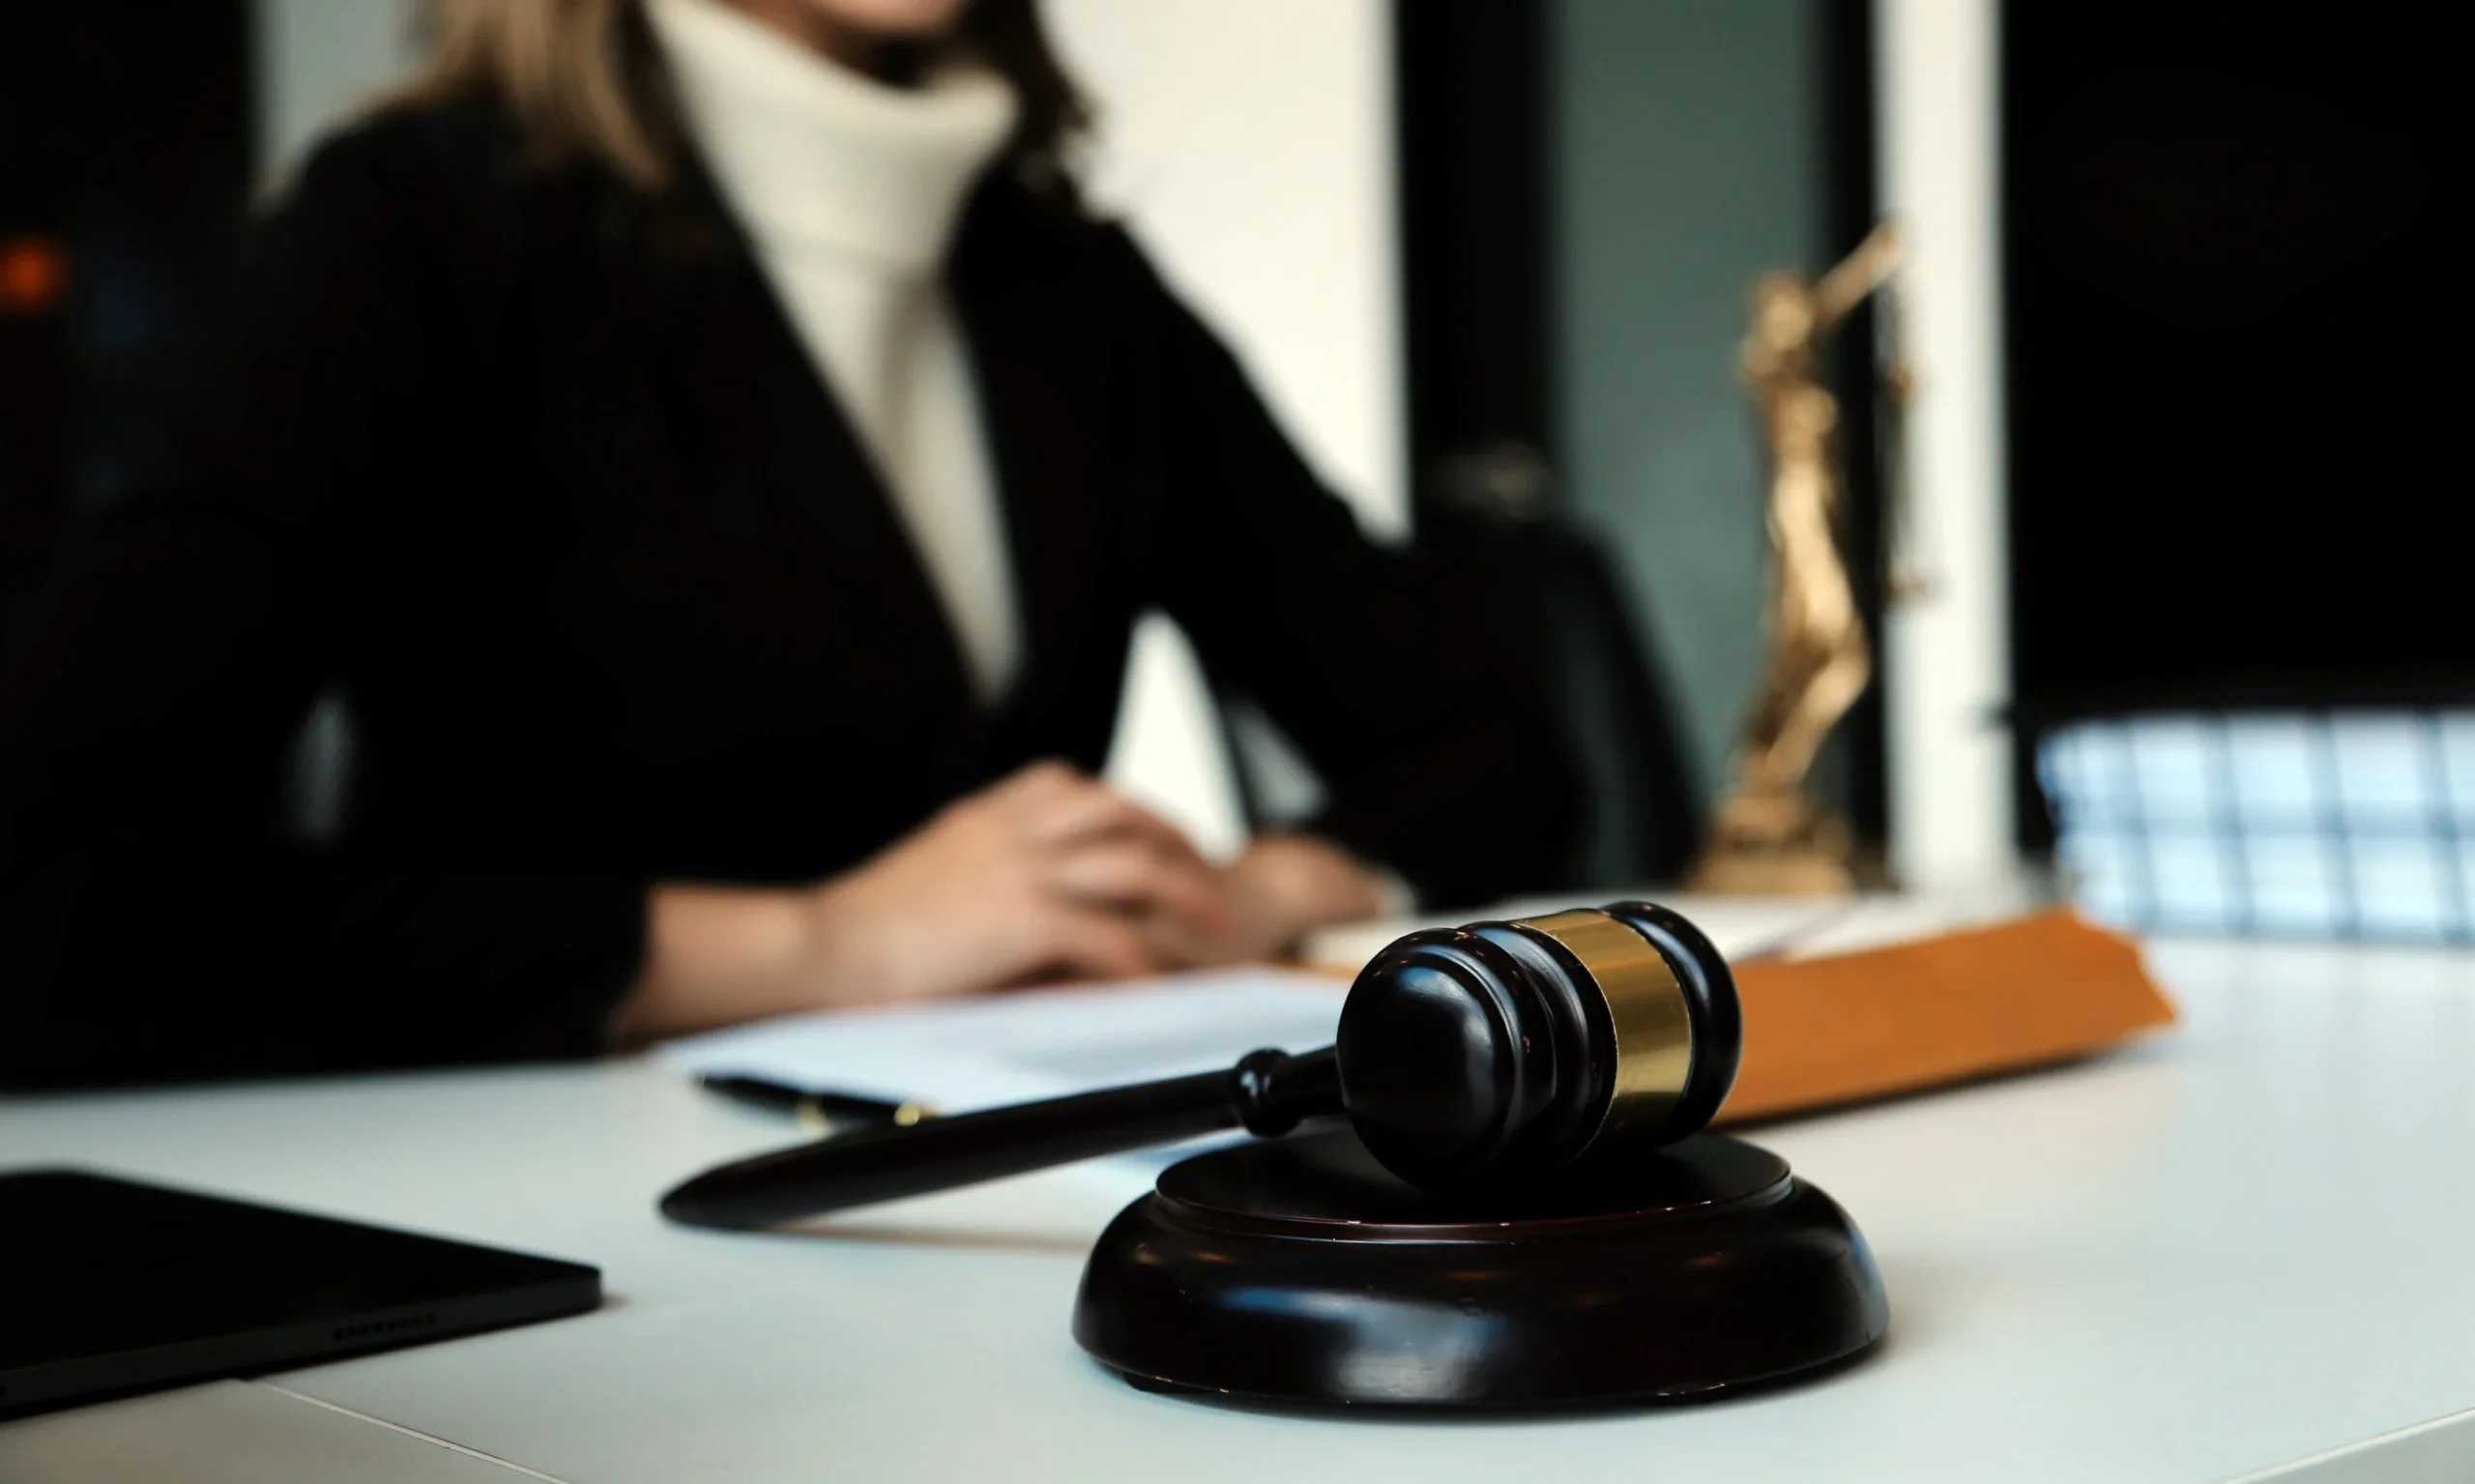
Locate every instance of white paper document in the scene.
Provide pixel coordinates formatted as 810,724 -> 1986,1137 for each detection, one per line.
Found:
1297,891 -> 1849,975
654,969 -> 1351,1114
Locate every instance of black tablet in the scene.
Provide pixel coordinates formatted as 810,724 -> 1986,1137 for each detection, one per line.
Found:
0,1168 -> 601,1420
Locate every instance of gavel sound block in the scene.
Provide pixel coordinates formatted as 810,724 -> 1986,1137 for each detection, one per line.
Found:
661,903 -> 1889,1410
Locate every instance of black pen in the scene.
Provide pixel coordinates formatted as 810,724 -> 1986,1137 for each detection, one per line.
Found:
697,1074 -> 936,1134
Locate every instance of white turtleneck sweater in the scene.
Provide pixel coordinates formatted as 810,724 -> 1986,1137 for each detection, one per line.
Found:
647,0 -> 1024,702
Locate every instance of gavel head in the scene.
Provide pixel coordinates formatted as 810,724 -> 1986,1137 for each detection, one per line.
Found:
1334,901 -> 1742,1189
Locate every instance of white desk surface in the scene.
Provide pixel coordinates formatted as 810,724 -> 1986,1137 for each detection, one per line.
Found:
7,933 -> 2475,1484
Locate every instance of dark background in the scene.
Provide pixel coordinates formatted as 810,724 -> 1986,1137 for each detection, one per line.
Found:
0,0 -> 253,597
2003,0 -> 2475,843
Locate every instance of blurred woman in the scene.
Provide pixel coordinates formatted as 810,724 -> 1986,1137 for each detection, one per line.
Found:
0,0 -> 1578,1086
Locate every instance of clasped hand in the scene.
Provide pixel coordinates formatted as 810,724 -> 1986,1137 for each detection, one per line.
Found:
616,761 -> 1382,1043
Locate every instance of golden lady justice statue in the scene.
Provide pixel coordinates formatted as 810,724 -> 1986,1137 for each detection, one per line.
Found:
1691,223 -> 1910,895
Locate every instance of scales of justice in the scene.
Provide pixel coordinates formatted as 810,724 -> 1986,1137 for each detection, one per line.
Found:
1694,222 -> 1916,896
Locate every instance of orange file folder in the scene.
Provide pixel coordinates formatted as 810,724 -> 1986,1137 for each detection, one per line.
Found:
1714,909 -> 2176,1123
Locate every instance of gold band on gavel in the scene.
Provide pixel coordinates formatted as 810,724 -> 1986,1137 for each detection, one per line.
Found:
1513,909 -> 1694,1149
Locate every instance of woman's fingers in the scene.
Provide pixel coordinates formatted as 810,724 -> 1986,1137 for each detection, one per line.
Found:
1048,838 -> 1237,937
981,758 -> 1084,811
975,758 -> 1216,872
1026,780 -> 1210,866
1033,906 -> 1164,984
918,759 -> 1238,986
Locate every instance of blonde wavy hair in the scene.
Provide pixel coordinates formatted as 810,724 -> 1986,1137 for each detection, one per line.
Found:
402,0 -> 1089,195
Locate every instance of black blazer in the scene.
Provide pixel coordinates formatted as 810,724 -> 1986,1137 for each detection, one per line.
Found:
0,100 -> 1581,1089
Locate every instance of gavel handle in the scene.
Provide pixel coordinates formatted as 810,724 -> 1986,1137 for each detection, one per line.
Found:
659,1045 -> 1341,1230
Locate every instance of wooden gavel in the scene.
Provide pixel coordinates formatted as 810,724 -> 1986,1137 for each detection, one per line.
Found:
659,901 -> 1741,1230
